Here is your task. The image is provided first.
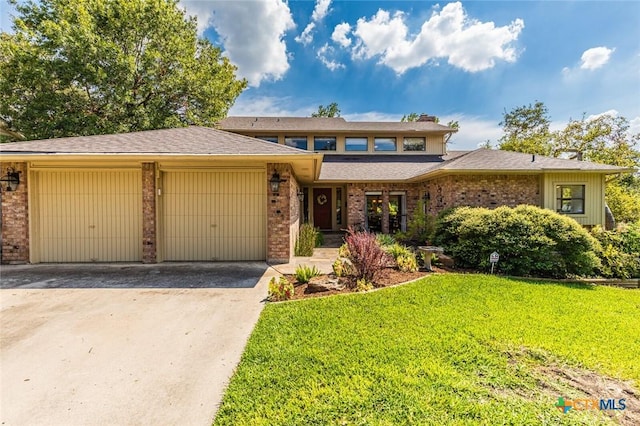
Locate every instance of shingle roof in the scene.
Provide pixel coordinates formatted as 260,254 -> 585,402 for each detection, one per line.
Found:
317,149 -> 631,182
0,126 -> 311,156
219,116 -> 454,133
318,152 -> 467,181
435,149 -> 630,172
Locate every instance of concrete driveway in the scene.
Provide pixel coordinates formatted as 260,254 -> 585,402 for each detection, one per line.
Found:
0,263 -> 275,425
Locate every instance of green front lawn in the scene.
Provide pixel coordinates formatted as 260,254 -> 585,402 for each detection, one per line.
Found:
215,275 -> 640,425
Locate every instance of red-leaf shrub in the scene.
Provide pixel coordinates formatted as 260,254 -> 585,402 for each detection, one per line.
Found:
345,227 -> 391,284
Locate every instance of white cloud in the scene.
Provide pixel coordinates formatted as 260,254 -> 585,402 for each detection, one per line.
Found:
317,44 -> 345,71
440,114 -> 503,150
580,46 -> 614,70
295,0 -> 332,45
343,112 -> 402,122
630,116 -> 640,136
344,2 -> 524,74
229,96 -> 313,117
295,23 -> 315,45
312,0 -> 332,22
586,109 -> 620,121
180,1 -> 213,35
182,1 -> 295,87
332,23 -> 352,47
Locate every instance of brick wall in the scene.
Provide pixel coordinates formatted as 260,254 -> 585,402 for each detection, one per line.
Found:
141,163 -> 157,263
421,175 -> 541,215
346,175 -> 540,233
267,163 -> 298,263
1,162 -> 29,263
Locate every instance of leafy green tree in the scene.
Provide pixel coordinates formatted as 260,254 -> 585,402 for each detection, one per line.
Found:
0,0 -> 246,140
311,102 -> 341,117
498,101 -> 553,155
553,114 -> 640,167
401,112 -> 420,122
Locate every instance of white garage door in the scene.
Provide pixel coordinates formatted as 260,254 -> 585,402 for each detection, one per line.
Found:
33,170 -> 142,262
161,169 -> 266,261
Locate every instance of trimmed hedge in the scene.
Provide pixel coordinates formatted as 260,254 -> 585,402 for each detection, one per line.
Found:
434,205 -> 601,278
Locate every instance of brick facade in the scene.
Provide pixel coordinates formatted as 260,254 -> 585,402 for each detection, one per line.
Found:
267,163 -> 300,263
346,175 -> 540,234
1,162 -> 29,264
422,175 -> 541,215
141,163 -> 157,263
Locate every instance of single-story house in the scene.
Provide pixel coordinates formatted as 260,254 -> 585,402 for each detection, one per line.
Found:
0,115 -> 632,264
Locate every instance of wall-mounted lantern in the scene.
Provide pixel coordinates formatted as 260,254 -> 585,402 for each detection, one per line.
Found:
422,192 -> 430,202
269,171 -> 283,194
297,190 -> 304,202
0,168 -> 20,192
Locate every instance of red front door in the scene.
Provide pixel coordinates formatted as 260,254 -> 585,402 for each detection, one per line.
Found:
313,188 -> 332,230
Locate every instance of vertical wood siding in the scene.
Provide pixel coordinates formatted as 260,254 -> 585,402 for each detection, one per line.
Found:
34,170 -> 142,262
542,173 -> 605,226
426,135 -> 445,155
161,170 -> 266,261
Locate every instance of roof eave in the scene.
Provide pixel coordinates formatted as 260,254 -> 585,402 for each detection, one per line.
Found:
0,152 -> 323,162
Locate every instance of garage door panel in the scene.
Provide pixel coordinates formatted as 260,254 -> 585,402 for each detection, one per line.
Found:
162,170 -> 266,261
35,171 -> 142,262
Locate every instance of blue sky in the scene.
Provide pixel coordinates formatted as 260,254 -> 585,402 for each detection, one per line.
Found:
2,1 -> 639,150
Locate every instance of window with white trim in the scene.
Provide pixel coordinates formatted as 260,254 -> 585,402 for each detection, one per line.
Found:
556,185 -> 585,214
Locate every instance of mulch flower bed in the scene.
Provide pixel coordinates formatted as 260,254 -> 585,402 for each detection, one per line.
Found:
284,267 -> 448,300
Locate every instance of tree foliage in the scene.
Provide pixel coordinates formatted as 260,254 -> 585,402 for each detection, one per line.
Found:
401,112 -> 420,122
311,102 -> 341,117
498,101 -> 553,155
0,0 -> 246,140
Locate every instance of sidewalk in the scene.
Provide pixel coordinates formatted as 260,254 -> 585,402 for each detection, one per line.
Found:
272,247 -> 339,275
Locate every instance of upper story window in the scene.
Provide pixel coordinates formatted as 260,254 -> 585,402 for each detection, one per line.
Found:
403,137 -> 426,151
314,136 -> 337,151
556,185 -> 585,214
256,136 -> 278,143
345,137 -> 368,152
374,137 -> 397,151
284,136 -> 308,150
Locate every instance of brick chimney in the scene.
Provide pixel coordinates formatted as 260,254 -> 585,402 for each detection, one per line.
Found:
417,114 -> 436,122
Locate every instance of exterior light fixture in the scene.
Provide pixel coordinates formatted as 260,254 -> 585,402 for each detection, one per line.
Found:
423,192 -> 430,202
297,190 -> 304,202
0,168 -> 20,192
269,171 -> 283,193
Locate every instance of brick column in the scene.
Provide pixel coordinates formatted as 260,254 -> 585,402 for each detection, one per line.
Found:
381,191 -> 390,234
347,184 -> 365,229
141,163 -> 157,263
267,163 -> 292,263
1,162 -> 29,264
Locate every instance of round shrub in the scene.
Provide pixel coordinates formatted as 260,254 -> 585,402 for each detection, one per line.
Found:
434,205 -> 602,278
